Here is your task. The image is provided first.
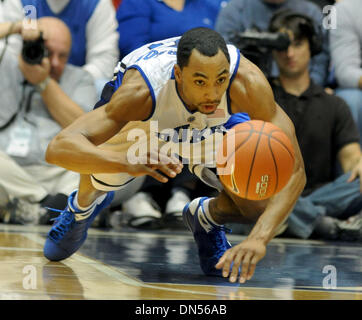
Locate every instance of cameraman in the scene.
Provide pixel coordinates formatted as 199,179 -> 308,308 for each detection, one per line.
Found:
0,17 -> 98,224
215,0 -> 329,87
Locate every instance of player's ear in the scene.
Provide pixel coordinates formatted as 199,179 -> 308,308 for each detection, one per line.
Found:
174,64 -> 182,83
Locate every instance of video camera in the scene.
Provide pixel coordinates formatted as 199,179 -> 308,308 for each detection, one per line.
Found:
21,32 -> 48,65
231,30 -> 290,76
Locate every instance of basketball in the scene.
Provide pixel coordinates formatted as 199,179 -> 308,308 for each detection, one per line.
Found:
216,120 -> 295,200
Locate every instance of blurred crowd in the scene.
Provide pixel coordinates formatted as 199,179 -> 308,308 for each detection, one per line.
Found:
0,0 -> 361,241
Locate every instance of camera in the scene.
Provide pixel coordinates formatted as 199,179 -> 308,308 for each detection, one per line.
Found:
231,30 -> 290,76
21,32 -> 48,65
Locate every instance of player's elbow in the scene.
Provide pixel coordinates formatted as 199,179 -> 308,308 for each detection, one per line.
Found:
45,133 -> 67,165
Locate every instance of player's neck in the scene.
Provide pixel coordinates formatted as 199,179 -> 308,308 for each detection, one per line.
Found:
278,70 -> 310,97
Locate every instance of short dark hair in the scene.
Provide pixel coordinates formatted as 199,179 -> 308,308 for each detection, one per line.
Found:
177,27 -> 230,69
269,9 -> 316,47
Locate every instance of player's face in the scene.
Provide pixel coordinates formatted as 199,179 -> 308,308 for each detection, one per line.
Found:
175,49 -> 230,114
272,34 -> 311,78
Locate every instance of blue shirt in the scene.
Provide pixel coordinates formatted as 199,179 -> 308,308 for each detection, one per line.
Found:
21,0 -> 100,67
116,0 -> 229,59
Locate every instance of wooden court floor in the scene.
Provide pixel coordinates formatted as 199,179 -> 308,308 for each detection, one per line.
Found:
0,223 -> 361,300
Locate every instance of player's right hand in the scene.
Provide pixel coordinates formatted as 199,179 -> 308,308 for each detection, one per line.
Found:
124,151 -> 183,183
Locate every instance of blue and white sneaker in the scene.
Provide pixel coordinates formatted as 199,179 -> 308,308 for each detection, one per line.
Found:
43,190 -> 114,261
183,197 -> 232,276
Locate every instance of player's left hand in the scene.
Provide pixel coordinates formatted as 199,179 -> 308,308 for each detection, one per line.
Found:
215,238 -> 266,283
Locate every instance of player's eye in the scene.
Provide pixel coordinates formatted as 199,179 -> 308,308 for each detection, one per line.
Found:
194,79 -> 205,86
217,77 -> 227,85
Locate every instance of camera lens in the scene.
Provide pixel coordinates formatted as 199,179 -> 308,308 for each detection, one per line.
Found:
21,35 -> 47,65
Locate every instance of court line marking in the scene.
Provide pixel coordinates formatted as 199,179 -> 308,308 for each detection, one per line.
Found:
0,246 -> 42,252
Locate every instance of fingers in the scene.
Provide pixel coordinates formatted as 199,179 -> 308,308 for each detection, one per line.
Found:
347,171 -> 356,183
215,247 -> 260,283
347,170 -> 362,193
146,151 -> 183,179
150,164 -> 177,179
240,251 -> 254,283
143,166 -> 169,183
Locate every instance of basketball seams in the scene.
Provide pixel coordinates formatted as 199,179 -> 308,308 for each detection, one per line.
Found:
269,136 -> 294,159
268,136 -> 279,195
245,121 -> 265,198
218,120 -> 294,200
223,130 -> 254,163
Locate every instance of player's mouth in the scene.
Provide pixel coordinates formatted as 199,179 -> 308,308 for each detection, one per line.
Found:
200,103 -> 218,113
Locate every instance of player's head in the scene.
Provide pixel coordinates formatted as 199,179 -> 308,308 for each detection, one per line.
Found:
174,27 -> 230,115
38,17 -> 72,81
269,10 -> 317,78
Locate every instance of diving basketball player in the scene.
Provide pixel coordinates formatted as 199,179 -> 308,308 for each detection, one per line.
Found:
44,28 -> 306,284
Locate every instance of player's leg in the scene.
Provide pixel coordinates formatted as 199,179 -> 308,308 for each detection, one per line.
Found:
43,172 -> 135,261
209,188 -> 268,225
183,166 -> 268,276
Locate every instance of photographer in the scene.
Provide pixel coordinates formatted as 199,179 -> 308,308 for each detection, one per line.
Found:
215,0 -> 329,86
0,17 -> 98,224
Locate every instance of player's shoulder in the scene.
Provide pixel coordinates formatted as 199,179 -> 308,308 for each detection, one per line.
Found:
231,57 -> 271,95
121,37 -> 180,68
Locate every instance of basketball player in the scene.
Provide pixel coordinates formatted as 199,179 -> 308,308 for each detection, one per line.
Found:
44,27 -> 306,283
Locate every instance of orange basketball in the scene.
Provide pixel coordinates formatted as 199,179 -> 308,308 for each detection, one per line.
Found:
216,120 -> 295,200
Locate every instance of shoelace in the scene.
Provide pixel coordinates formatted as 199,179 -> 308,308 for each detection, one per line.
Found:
209,225 -> 232,256
47,207 -> 75,242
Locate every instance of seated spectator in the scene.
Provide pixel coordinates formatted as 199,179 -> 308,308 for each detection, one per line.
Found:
0,18 -> 98,224
116,0 -> 229,59
2,0 -> 119,93
330,0 -> 362,143
267,10 -> 362,240
215,0 -> 329,87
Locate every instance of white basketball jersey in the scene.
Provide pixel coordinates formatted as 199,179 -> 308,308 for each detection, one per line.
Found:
104,36 -> 242,167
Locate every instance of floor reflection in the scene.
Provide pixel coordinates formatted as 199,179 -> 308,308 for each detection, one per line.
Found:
78,229 -> 362,291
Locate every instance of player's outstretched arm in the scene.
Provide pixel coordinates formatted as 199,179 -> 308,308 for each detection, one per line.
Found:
216,59 -> 306,283
46,69 -> 182,182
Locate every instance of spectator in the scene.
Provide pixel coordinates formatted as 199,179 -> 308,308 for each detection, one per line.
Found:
215,0 -> 330,86
267,10 -> 362,240
116,0 -> 229,59
2,0 -> 119,91
0,17 -> 98,224
330,0 -> 362,143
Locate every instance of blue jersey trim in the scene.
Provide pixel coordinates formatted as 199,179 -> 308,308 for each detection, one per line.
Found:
126,65 -> 156,121
226,48 -> 241,115
224,112 -> 251,130
171,68 -> 175,80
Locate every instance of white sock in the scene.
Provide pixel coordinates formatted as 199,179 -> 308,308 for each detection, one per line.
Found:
73,193 -> 107,221
202,198 -> 222,227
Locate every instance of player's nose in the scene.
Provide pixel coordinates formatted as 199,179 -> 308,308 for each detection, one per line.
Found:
205,88 -> 220,101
